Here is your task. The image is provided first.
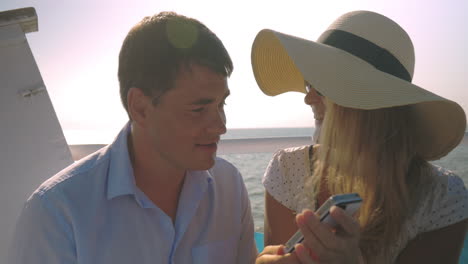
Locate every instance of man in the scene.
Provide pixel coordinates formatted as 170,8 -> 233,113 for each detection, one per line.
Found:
9,12 -> 257,263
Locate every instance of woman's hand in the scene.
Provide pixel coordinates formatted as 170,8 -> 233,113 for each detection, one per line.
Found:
256,245 -> 317,264
296,206 -> 363,263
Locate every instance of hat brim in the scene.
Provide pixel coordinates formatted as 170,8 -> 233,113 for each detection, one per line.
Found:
251,29 -> 466,160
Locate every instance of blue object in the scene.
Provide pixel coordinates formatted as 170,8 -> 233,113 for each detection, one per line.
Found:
460,235 -> 468,264
255,232 -> 264,252
254,232 -> 468,263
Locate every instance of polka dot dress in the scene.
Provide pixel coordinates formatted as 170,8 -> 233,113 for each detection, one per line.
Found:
262,146 -> 468,263
262,145 -> 315,212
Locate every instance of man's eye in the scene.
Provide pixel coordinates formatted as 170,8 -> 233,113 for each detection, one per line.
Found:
192,108 -> 204,113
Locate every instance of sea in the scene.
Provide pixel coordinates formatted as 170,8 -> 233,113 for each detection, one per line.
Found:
218,128 -> 468,232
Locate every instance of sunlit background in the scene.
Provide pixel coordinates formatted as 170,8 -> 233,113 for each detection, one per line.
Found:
1,0 -> 467,144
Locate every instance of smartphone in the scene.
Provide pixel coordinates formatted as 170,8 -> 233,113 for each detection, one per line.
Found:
283,193 -> 362,253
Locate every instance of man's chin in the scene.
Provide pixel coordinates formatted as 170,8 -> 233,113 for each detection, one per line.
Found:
190,157 -> 216,171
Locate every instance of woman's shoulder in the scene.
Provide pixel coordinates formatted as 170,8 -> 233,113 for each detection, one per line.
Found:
265,145 -> 312,178
272,145 -> 312,159
262,145 -> 313,211
427,164 -> 467,196
390,165 -> 467,256
412,164 -> 468,233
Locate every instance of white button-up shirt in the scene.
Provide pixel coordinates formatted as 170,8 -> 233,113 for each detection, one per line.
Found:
9,123 -> 257,263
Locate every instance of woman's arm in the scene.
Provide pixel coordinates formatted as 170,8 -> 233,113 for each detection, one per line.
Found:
264,191 -> 298,246
396,219 -> 468,264
260,191 -> 317,263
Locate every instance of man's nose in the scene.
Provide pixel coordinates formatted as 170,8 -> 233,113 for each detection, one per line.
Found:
207,109 -> 227,135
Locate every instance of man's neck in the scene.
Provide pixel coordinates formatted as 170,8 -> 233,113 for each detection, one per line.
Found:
128,127 -> 186,223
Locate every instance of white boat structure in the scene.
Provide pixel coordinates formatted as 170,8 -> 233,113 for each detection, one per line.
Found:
0,7 -> 73,262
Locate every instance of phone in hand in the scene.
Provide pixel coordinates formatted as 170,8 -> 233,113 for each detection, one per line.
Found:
283,193 -> 362,253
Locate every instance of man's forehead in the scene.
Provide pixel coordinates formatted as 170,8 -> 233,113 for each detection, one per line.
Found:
170,65 -> 229,95
188,89 -> 230,105
159,78 -> 228,106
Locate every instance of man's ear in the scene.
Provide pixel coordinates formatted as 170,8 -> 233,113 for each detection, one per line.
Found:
127,87 -> 151,127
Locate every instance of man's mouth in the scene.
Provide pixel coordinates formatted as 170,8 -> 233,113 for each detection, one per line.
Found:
196,143 -> 217,147
195,142 -> 218,152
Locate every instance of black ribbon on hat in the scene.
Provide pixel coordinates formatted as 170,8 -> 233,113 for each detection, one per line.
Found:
318,30 -> 412,82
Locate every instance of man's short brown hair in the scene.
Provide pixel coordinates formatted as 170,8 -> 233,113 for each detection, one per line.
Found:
118,11 -> 233,113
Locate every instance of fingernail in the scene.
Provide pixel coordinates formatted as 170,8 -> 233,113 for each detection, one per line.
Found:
297,214 -> 305,226
304,210 -> 315,221
295,244 -> 305,255
277,245 -> 285,255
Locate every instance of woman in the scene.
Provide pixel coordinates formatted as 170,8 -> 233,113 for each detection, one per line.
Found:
251,11 -> 468,263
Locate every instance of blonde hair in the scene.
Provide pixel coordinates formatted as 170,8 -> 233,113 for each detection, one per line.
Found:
306,99 -> 431,260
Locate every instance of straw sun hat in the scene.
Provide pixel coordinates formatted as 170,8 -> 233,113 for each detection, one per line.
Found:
251,10 -> 466,160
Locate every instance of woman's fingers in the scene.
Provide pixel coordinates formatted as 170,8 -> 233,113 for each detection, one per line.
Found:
256,246 -> 289,264
256,245 -> 315,264
256,254 -> 287,264
295,208 -> 361,263
259,246 -> 284,257
295,243 -> 320,264
329,206 -> 360,237
297,210 -> 335,251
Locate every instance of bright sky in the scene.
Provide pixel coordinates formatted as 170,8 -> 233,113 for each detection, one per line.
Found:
1,0 -> 467,144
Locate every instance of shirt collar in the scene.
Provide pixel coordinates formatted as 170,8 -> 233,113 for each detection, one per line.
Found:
107,121 -> 136,200
187,169 -> 213,185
